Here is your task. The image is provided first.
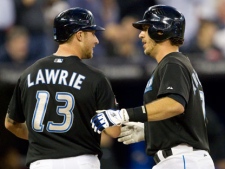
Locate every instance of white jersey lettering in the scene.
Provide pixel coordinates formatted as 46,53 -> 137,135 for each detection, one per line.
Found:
27,69 -> 86,90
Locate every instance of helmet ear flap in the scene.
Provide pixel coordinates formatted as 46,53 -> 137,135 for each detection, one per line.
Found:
148,23 -> 172,42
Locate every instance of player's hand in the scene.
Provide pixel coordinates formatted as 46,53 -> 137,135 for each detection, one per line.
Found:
91,109 -> 129,134
118,122 -> 145,145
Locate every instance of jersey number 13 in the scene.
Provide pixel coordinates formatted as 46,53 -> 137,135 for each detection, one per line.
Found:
32,90 -> 75,133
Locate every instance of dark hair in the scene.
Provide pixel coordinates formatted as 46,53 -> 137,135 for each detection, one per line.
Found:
170,37 -> 184,46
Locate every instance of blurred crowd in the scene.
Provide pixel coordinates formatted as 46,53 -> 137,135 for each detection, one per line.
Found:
0,0 -> 225,169
1,0 -> 225,68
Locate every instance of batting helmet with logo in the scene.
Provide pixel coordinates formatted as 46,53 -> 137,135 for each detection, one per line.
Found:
53,7 -> 105,42
132,5 -> 185,42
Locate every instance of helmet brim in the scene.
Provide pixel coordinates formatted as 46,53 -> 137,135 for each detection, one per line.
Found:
81,25 -> 105,31
132,19 -> 150,30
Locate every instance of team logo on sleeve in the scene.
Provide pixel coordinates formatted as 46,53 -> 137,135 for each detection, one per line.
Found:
144,76 -> 154,93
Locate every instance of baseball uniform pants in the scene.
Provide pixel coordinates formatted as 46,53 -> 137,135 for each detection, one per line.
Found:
30,154 -> 100,169
153,144 -> 215,169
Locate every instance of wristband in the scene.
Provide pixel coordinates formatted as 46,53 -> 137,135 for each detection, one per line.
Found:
126,106 -> 147,122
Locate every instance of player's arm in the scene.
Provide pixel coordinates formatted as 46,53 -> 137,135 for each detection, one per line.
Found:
143,96 -> 184,121
5,113 -> 28,140
103,125 -> 121,138
91,63 -> 188,133
118,95 -> 184,123
91,95 -> 185,133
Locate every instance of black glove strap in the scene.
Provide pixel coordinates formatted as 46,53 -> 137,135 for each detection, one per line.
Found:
126,106 -> 148,122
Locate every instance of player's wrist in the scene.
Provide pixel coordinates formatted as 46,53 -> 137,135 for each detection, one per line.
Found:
126,106 -> 147,122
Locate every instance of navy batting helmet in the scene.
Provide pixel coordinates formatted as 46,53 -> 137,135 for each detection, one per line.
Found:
53,7 -> 105,42
133,5 -> 185,42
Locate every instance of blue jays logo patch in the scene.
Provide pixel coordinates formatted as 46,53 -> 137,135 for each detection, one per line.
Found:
144,75 -> 154,93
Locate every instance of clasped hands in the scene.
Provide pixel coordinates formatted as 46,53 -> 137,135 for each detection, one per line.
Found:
90,109 -> 145,145
118,122 -> 145,144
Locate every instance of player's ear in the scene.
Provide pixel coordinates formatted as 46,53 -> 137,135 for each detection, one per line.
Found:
75,31 -> 82,41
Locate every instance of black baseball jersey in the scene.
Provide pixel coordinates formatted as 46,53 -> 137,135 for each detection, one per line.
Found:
144,52 -> 209,155
7,55 -> 117,166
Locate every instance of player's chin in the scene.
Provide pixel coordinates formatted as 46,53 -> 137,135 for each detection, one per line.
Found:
85,53 -> 93,59
144,48 -> 152,56
89,53 -> 94,59
144,49 -> 149,56
89,50 -> 94,58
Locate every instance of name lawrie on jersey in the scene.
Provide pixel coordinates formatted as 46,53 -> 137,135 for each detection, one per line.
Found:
27,69 -> 86,90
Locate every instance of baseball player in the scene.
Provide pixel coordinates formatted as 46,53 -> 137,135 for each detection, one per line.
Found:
91,5 -> 215,169
4,7 -> 120,169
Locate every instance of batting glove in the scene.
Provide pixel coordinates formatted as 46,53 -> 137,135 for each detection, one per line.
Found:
118,122 -> 145,145
91,109 -> 129,134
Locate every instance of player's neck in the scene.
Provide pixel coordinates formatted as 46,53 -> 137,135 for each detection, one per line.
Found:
54,44 -> 81,59
154,42 -> 179,63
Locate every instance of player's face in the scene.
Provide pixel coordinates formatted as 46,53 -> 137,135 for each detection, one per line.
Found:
138,25 -> 157,57
81,31 -> 99,59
